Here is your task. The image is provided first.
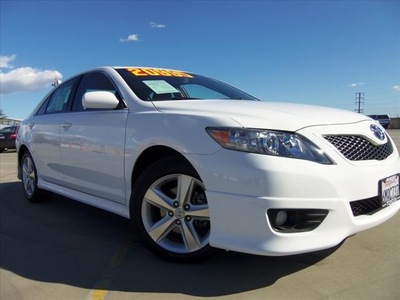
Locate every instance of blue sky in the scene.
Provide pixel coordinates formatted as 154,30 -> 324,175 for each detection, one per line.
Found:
1,0 -> 399,119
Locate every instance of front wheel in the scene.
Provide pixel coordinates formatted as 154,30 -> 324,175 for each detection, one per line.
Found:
131,156 -> 216,262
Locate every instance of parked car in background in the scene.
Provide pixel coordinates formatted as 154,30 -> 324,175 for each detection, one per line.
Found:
16,67 -> 400,262
368,114 -> 391,129
0,126 -> 19,152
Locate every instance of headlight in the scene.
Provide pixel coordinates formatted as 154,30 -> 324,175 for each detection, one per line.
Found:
206,127 -> 333,164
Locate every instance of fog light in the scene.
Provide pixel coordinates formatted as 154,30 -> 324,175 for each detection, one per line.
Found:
275,210 -> 288,226
267,209 -> 328,233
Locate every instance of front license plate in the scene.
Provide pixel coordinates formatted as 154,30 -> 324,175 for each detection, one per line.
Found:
381,174 -> 400,208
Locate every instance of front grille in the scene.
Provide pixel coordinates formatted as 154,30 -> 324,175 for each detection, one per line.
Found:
350,196 -> 382,216
324,135 -> 393,161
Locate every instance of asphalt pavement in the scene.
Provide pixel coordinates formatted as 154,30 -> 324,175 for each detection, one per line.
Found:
1,130 -> 399,300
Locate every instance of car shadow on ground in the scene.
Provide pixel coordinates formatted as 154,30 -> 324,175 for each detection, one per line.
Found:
0,181 -> 339,297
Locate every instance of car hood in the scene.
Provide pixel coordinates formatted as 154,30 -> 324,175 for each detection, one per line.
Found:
152,100 -> 370,131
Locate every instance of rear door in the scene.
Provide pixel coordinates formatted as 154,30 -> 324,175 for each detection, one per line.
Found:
28,78 -> 79,185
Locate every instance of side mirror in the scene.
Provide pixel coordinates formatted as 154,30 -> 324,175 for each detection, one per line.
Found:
82,91 -> 120,109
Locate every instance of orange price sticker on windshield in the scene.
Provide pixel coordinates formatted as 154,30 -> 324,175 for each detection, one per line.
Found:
127,68 -> 193,78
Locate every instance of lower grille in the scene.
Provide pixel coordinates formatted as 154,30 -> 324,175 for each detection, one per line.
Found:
324,135 -> 393,161
350,196 -> 382,216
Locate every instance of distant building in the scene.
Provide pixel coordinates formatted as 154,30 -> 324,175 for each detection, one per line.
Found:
0,117 -> 22,129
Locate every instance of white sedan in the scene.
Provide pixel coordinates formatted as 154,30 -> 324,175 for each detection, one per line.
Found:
16,67 -> 400,262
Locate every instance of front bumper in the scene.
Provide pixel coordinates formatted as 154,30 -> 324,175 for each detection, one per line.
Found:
206,187 -> 399,256
189,124 -> 400,256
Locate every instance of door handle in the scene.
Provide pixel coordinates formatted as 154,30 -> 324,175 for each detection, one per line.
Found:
61,122 -> 72,129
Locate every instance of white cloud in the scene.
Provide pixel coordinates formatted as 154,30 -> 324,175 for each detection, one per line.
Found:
119,34 -> 139,42
0,54 -> 17,69
0,67 -> 63,94
150,21 -> 166,29
392,85 -> 400,93
347,82 -> 365,88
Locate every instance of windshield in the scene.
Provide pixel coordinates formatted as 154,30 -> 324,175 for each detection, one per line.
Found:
116,68 -> 258,101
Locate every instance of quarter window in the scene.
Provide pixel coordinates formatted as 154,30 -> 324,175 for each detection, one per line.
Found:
36,96 -> 50,115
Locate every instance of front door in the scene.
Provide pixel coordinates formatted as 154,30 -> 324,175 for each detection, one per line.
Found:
59,72 -> 128,204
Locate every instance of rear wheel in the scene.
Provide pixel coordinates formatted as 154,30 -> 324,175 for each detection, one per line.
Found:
131,156 -> 216,262
21,151 -> 49,202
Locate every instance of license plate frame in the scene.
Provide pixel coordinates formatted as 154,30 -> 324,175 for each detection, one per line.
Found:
380,174 -> 400,208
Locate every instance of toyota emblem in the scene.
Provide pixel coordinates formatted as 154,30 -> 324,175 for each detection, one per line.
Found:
370,124 -> 385,141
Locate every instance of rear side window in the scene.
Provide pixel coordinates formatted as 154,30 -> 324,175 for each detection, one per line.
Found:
44,78 -> 78,114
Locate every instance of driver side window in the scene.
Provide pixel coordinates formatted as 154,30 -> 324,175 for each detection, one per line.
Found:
72,72 -> 122,112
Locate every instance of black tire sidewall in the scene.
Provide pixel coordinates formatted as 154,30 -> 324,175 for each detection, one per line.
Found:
130,156 -> 215,262
21,151 -> 47,203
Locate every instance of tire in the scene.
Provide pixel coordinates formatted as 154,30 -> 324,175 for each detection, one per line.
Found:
131,156 -> 217,262
21,151 -> 49,202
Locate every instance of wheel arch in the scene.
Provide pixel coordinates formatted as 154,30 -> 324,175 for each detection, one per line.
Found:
129,150 -> 216,261
131,145 -> 200,190
17,144 -> 30,179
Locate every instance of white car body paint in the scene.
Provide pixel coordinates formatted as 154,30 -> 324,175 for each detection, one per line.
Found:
17,66 -> 400,257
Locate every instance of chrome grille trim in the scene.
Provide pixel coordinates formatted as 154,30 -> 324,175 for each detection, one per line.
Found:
324,135 -> 393,161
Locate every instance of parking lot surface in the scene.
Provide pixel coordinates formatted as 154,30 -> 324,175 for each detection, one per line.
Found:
1,130 -> 399,300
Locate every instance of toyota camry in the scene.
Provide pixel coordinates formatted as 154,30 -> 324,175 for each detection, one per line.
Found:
16,67 -> 400,262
